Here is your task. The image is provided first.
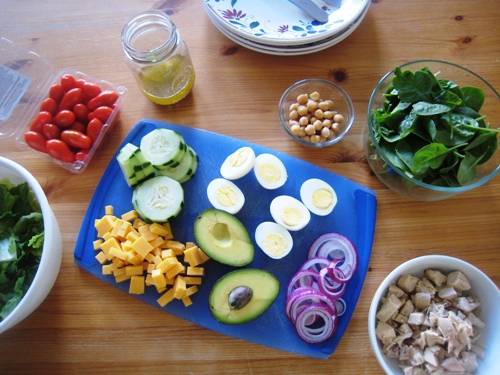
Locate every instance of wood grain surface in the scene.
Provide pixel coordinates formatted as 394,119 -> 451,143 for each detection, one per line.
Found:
0,0 -> 499,374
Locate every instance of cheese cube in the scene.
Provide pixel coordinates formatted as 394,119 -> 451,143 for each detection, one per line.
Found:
165,240 -> 185,255
156,257 -> 179,273
187,266 -> 205,276
149,222 -> 170,237
105,205 -> 114,215
125,265 -> 144,276
109,247 -> 128,261
129,276 -> 145,295
184,277 -> 202,285
131,236 -> 154,259
157,289 -> 175,307
93,239 -> 103,250
166,262 -> 185,280
181,296 -> 193,307
95,251 -> 108,265
173,275 -> 186,299
138,224 -> 158,242
151,269 -> 167,290
121,209 -> 138,222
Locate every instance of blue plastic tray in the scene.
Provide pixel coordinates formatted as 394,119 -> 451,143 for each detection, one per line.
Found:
74,119 -> 377,359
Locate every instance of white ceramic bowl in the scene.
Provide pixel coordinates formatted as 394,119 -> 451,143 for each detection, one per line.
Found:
0,157 -> 62,334
368,255 -> 500,374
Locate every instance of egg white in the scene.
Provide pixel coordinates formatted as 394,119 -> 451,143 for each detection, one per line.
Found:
206,178 -> 245,214
220,147 -> 256,180
300,178 -> 337,216
255,221 -> 293,259
253,153 -> 287,190
270,195 -> 310,231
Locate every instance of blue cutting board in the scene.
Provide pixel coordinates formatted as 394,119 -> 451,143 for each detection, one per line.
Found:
74,119 -> 377,359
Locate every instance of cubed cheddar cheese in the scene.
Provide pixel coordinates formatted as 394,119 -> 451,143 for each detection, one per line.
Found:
95,215 -> 115,238
131,236 -> 154,259
173,275 -> 186,299
165,240 -> 185,255
93,239 -> 103,250
129,276 -> 145,295
95,251 -> 108,265
105,205 -> 114,215
187,266 -> 205,276
157,257 -> 179,273
157,289 -> 175,307
126,265 -> 144,276
166,262 -> 185,280
121,209 -> 138,222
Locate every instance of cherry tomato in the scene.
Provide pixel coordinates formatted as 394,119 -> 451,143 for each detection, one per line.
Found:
86,118 -> 103,145
39,98 -> 57,116
61,130 -> 92,149
46,139 -> 76,163
75,149 -> 90,162
49,84 -> 65,104
42,123 -> 61,140
29,111 -> 52,133
70,121 -> 87,133
88,106 -> 113,123
60,74 -> 77,92
77,79 -> 102,99
87,90 -> 119,111
73,103 -> 89,123
24,131 -> 48,153
54,110 -> 76,128
58,87 -> 84,111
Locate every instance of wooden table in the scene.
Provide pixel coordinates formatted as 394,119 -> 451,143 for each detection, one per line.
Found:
1,0 -> 499,373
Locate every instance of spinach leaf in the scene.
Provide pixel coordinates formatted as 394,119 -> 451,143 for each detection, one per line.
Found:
461,86 -> 484,112
412,143 -> 453,174
413,102 -> 450,116
393,67 -> 434,103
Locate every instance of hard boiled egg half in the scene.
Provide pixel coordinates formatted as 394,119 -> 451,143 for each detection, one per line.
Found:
270,195 -> 310,231
207,178 -> 245,214
300,178 -> 337,216
253,153 -> 287,190
255,222 -> 293,259
220,147 -> 256,180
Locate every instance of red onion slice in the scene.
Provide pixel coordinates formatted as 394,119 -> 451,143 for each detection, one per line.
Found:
286,270 -> 320,297
308,233 -> 358,277
318,268 -> 346,300
326,260 -> 353,283
294,305 -> 338,344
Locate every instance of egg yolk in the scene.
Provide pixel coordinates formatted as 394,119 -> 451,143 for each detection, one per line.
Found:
229,148 -> 250,168
262,232 -> 287,257
281,206 -> 303,227
312,188 -> 333,209
257,163 -> 281,183
216,185 -> 239,207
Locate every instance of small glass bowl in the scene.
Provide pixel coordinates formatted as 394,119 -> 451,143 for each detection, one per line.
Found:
364,60 -> 500,201
279,78 -> 354,148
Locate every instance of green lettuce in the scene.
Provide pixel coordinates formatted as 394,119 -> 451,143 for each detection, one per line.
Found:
0,178 -> 44,320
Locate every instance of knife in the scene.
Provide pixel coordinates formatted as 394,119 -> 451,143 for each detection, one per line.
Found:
323,0 -> 342,8
288,0 -> 329,23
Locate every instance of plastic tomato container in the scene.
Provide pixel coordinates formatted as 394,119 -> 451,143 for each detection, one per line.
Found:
0,37 -> 127,173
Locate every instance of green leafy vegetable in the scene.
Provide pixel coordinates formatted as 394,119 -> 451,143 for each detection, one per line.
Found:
0,178 -> 44,321
371,66 -> 500,187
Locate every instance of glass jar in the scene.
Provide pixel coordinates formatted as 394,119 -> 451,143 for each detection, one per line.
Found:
121,11 -> 195,105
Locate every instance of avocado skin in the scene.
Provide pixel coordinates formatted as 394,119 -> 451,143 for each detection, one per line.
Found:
193,209 -> 254,267
209,269 -> 280,325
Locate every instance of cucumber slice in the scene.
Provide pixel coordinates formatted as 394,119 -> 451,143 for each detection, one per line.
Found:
178,146 -> 199,183
132,175 -> 184,223
155,145 -> 198,183
117,143 -> 155,187
140,129 -> 187,170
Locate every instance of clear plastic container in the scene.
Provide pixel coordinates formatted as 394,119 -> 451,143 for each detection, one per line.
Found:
121,11 -> 195,105
0,37 -> 127,173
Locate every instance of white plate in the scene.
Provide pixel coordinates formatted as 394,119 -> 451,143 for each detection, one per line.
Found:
206,1 -> 370,55
205,0 -> 370,46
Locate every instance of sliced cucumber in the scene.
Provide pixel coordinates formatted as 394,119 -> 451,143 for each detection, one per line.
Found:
132,175 -> 184,223
155,145 -> 199,183
140,129 -> 187,170
117,143 -> 155,187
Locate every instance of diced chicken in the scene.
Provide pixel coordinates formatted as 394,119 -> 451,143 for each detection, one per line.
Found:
437,285 -> 458,300
399,299 -> 415,317
416,278 -> 437,296
414,292 -> 431,310
375,321 -> 396,345
383,341 -> 400,358
388,284 -> 407,299
425,269 -> 447,287
410,346 -> 425,366
423,329 -> 446,347
376,293 -> 403,322
423,345 -> 441,366
459,351 -> 478,372
437,317 -> 455,339
467,312 -> 486,328
400,344 -> 413,361
447,271 -> 471,292
398,274 -> 420,293
408,312 -> 425,326
441,356 -> 465,372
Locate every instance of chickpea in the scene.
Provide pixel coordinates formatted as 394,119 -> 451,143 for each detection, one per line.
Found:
290,110 -> 299,121
289,103 -> 299,111
297,105 -> 308,116
312,120 -> 323,131
318,101 -> 330,111
326,100 -> 335,110
333,113 -> 344,123
309,91 -> 320,101
290,124 -> 302,135
332,122 -> 341,132
306,100 -> 318,112
299,116 -> 309,126
310,134 -> 322,143
323,110 -> 334,119
321,127 -> 331,138
322,119 -> 332,128
314,109 -> 324,119
298,127 -> 307,137
305,124 -> 316,135
297,94 -> 308,105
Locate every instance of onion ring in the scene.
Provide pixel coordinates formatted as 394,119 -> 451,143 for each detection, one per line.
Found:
308,233 -> 358,277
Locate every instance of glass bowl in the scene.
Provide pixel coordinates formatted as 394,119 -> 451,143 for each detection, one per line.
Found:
279,78 -> 354,148
368,255 -> 500,374
364,60 -> 500,201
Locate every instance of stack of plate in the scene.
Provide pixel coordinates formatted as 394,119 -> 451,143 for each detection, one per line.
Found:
204,0 -> 370,56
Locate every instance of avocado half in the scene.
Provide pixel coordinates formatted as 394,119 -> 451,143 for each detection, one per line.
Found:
193,209 -> 254,267
209,269 -> 280,325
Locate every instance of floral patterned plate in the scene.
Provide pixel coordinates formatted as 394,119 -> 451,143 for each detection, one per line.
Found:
206,0 -> 369,55
204,0 -> 369,46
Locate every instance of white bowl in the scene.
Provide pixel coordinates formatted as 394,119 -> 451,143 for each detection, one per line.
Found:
368,255 -> 500,374
0,157 -> 62,334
